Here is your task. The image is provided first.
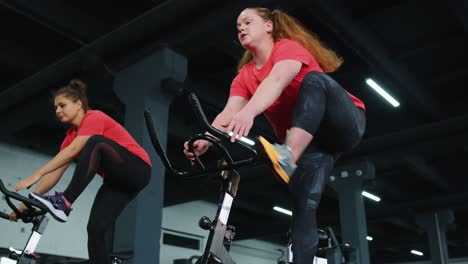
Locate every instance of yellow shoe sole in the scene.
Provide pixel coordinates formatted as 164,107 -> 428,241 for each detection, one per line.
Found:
258,136 -> 290,184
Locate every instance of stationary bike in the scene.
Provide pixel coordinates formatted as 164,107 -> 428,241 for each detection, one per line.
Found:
144,91 -> 258,264
0,179 -> 49,264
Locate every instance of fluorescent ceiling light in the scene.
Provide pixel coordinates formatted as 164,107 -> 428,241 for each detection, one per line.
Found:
228,131 -> 255,146
411,250 -> 424,256
366,236 -> 373,241
273,206 -> 292,216
365,78 -> 400,107
362,191 -> 381,202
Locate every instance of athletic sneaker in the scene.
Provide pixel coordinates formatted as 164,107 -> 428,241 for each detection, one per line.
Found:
258,136 -> 297,184
29,192 -> 71,222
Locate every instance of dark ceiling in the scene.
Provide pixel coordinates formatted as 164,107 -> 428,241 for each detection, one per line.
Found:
1,0 -> 468,263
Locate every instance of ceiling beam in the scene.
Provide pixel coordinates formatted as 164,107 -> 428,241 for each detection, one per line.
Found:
0,39 -> 47,75
0,0 -> 87,45
428,67 -> 468,88
393,34 -> 465,61
353,133 -> 468,172
343,113 -> 468,165
403,155 -> 451,192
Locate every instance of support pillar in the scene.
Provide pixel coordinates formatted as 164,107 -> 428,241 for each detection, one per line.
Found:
328,160 -> 375,264
111,47 -> 187,264
415,210 -> 454,264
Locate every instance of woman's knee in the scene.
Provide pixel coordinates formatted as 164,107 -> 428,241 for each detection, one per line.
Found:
293,73 -> 330,135
81,135 -> 108,153
299,72 -> 328,96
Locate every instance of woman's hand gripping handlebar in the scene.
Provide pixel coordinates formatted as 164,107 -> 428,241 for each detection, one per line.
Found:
144,92 -> 258,178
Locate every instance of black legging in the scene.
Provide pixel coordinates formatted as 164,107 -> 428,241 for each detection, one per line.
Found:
289,72 -> 366,263
63,135 -> 151,264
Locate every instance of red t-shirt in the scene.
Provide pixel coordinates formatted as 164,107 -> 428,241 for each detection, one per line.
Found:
230,39 -> 365,142
60,110 -> 151,177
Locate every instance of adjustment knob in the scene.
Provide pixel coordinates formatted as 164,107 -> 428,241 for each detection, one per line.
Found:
199,216 -> 212,230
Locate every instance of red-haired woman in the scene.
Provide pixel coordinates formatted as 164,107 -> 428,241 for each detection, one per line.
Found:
184,7 -> 366,263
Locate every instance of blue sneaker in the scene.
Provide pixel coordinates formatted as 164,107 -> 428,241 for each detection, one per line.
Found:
29,192 -> 71,222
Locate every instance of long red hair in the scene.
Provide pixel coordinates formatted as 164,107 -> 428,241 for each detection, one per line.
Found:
237,8 -> 343,73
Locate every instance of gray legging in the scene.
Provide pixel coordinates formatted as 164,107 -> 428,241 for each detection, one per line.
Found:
289,71 -> 366,263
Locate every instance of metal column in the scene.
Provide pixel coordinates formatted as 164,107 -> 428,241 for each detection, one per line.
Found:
112,47 -> 187,264
328,160 -> 375,264
415,210 -> 454,264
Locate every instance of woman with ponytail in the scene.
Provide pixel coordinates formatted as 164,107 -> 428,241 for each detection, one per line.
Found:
184,7 -> 366,263
12,79 -> 152,264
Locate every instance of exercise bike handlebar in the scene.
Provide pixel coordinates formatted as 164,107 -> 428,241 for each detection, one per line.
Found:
0,179 -> 48,222
0,211 -> 9,219
144,91 -> 258,178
